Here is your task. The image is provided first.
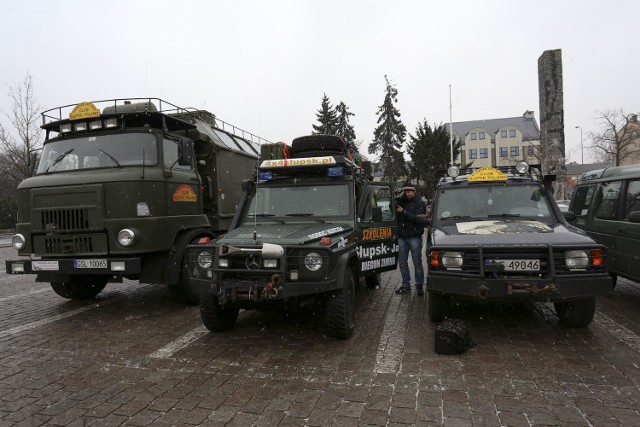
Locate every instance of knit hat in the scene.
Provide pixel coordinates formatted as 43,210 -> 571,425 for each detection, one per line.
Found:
400,181 -> 416,191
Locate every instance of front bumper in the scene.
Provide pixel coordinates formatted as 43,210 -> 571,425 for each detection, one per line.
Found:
5,258 -> 141,277
426,274 -> 613,301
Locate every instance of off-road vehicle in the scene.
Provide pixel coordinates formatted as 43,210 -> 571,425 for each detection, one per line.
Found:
426,162 -> 612,327
186,135 -> 398,339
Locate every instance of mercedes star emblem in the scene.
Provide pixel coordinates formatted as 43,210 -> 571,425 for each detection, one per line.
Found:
246,255 -> 262,270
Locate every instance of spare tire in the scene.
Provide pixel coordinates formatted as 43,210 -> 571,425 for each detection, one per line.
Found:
291,134 -> 348,157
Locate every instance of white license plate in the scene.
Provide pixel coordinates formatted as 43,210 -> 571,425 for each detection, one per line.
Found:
494,259 -> 540,271
32,260 -> 59,271
74,259 -> 108,269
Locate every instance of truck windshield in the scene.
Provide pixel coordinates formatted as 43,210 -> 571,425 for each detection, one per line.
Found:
245,184 -> 351,219
37,133 -> 158,174
436,184 -> 553,220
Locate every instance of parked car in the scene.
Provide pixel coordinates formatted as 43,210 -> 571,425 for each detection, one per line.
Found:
568,164 -> 640,287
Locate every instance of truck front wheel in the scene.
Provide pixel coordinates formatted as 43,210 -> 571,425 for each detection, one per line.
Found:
554,298 -> 596,327
50,276 -> 108,300
326,268 -> 355,339
200,288 -> 239,332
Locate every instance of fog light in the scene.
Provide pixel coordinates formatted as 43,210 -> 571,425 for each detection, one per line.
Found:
218,258 -> 229,268
515,161 -> 530,174
289,270 -> 299,280
117,229 -> 135,247
11,263 -> 25,273
263,259 -> 277,268
60,123 -> 72,133
12,234 -> 26,250
89,120 -> 103,130
197,251 -> 213,269
74,122 -> 88,132
104,118 -> 118,128
111,261 -> 126,272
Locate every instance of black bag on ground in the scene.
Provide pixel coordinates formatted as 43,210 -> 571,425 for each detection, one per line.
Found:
435,318 -> 476,354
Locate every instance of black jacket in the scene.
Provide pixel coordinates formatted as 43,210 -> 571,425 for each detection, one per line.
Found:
397,195 -> 426,238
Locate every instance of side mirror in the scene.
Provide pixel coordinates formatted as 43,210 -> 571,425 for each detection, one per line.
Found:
629,211 -> 640,223
371,207 -> 383,222
28,152 -> 38,176
241,179 -> 253,192
562,211 -> 576,222
415,214 -> 429,226
178,138 -> 194,166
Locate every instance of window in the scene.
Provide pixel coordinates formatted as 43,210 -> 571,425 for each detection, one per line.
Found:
469,149 -> 477,159
527,145 -> 535,155
571,184 -> 596,216
163,139 -> 192,170
509,129 -> 516,137
501,130 -> 507,138
480,148 -> 488,158
471,133 -> 477,140
479,132 -> 485,140
510,146 -> 519,156
362,185 -> 394,221
595,181 -> 622,220
499,147 -> 508,157
625,180 -> 640,219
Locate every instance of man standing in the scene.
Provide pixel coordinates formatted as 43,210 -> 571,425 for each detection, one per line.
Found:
395,181 -> 426,295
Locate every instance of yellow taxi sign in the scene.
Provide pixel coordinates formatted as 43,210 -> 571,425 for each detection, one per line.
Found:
468,167 -> 508,182
69,102 -> 100,120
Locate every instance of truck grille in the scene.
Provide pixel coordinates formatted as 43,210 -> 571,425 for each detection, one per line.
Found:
39,208 -> 90,232
33,234 -> 108,256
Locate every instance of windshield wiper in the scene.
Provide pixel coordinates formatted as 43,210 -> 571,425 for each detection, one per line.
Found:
247,213 -> 285,224
441,215 -> 472,220
286,213 -> 325,223
44,148 -> 74,174
488,213 -> 521,218
99,149 -> 122,167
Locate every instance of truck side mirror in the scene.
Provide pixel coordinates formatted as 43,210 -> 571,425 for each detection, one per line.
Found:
28,152 -> 38,176
562,211 -> 576,222
178,138 -> 194,166
241,179 -> 253,192
371,206 -> 383,222
629,211 -> 640,223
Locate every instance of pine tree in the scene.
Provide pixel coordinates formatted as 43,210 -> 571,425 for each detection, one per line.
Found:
407,120 -> 462,200
334,101 -> 356,142
369,76 -> 407,184
312,93 -> 338,135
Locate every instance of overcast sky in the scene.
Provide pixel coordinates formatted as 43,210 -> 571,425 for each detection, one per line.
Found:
1,0 -> 638,164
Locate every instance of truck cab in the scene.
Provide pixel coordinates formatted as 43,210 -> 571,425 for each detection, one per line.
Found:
6,98 -> 265,303
188,135 -> 398,339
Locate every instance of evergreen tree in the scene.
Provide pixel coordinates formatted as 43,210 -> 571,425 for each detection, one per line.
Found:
312,93 -> 338,135
334,101 -> 356,142
369,76 -> 407,184
407,120 -> 462,200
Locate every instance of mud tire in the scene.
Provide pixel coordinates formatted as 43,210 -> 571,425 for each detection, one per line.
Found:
50,276 -> 108,300
428,291 -> 451,322
291,135 -> 347,157
326,268 -> 355,339
200,288 -> 239,332
554,298 -> 596,327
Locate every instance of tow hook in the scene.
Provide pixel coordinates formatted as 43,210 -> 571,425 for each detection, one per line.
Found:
264,274 -> 281,300
507,283 -> 559,295
478,284 -> 489,299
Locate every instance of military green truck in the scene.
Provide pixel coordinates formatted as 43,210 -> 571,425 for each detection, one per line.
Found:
185,135 -> 398,339
5,98 -> 267,304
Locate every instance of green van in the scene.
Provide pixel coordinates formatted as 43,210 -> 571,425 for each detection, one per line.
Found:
569,164 -> 640,286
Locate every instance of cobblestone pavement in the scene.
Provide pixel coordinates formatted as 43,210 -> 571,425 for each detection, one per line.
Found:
1,246 -> 640,426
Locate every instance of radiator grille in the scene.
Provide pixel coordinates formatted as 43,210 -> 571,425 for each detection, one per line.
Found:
39,208 -> 90,232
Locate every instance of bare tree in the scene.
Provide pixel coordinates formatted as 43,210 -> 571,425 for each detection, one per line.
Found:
0,73 -> 43,182
589,109 -> 640,166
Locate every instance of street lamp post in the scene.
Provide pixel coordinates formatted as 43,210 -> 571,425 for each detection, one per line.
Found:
575,125 -> 583,164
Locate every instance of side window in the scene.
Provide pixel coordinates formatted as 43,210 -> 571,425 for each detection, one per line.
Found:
595,181 -> 622,220
624,180 -> 640,219
570,184 -> 596,216
163,139 -> 191,170
361,185 -> 394,221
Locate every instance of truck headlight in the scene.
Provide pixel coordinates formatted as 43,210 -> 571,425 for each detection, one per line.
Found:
442,251 -> 463,269
117,229 -> 135,247
304,252 -> 323,271
12,234 -> 26,250
565,250 -> 588,270
197,251 -> 213,269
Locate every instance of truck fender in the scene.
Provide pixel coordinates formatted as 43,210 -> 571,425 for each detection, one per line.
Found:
165,228 -> 215,286
333,251 -> 358,290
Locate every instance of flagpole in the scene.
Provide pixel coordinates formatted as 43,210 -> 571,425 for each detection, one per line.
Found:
449,85 -> 454,165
